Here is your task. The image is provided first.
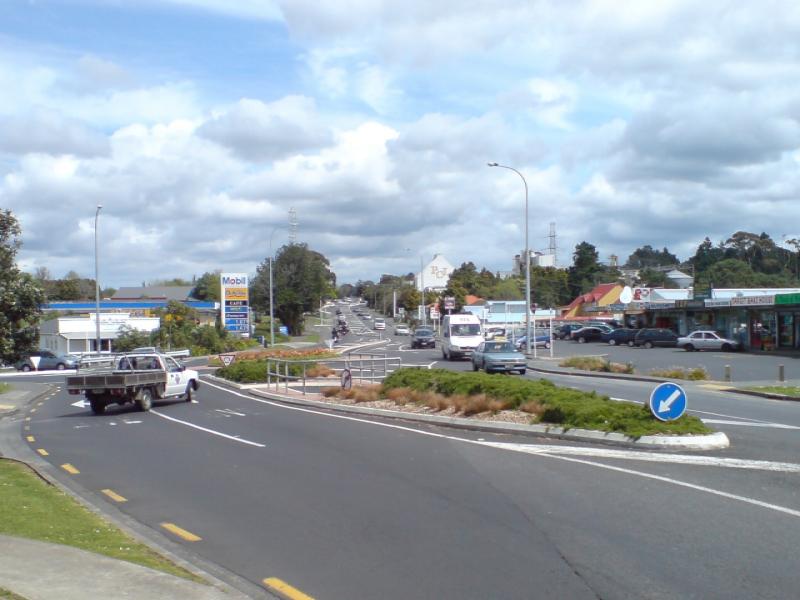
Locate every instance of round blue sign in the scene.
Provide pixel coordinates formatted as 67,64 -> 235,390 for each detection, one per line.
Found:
648,382 -> 687,422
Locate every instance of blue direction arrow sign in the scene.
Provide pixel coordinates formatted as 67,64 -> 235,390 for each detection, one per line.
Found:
649,382 -> 687,421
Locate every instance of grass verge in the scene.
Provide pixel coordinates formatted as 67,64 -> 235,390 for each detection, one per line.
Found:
560,356 -> 635,374
0,383 -> 10,394
0,587 -> 27,600
649,366 -> 708,380
376,368 -> 710,439
0,459 -> 203,583
744,385 -> 800,397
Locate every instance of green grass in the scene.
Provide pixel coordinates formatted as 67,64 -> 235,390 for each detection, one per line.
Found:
559,356 -> 635,374
0,587 -> 27,600
0,383 -> 10,395
382,368 -> 711,439
0,459 -> 203,583
649,366 -> 709,380
744,386 -> 800,397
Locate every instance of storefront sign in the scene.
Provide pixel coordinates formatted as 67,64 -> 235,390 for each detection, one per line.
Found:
675,300 -> 706,309
704,299 -> 731,308
645,302 -> 676,310
775,293 -> 800,305
220,272 -> 250,335
730,295 -> 775,307
693,282 -> 712,301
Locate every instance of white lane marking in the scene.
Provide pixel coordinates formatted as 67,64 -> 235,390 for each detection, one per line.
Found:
71,400 -> 88,408
74,425 -> 89,429
482,443 -> 800,473
0,370 -> 77,378
150,409 -> 265,448
216,408 -> 246,417
124,420 -> 143,425
426,361 -> 438,369
202,379 -> 800,517
545,454 -> 800,519
701,419 -> 800,430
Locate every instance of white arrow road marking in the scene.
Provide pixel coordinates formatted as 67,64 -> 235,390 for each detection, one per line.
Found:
658,389 -> 682,413
71,400 -> 88,408
203,378 -> 800,518
150,409 -> 265,448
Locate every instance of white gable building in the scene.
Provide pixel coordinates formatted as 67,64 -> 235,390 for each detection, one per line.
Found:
416,254 -> 454,292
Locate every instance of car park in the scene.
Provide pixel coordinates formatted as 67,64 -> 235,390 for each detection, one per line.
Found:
410,328 -> 436,349
514,334 -> 552,350
15,350 -> 77,371
471,341 -> 527,374
600,329 -> 639,346
555,323 -> 584,339
394,323 -> 410,335
634,328 -> 678,348
570,326 -> 610,344
677,330 -> 741,352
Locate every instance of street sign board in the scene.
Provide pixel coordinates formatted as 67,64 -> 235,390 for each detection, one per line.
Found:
430,308 -> 440,319
444,297 -> 455,310
648,382 -> 687,421
220,273 -> 250,334
218,353 -> 236,367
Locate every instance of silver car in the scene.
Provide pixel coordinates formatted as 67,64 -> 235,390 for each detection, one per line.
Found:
677,330 -> 741,352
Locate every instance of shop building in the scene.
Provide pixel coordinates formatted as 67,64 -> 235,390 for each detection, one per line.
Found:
39,313 -> 160,355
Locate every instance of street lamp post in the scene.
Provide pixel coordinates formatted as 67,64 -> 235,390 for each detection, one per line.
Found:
488,162 -> 532,356
94,205 -> 102,355
420,255 -> 426,327
268,227 -> 282,346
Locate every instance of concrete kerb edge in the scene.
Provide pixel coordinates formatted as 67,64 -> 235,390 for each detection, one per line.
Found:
526,363 -> 668,384
725,388 -> 800,402
0,394 -> 268,599
204,375 -> 730,451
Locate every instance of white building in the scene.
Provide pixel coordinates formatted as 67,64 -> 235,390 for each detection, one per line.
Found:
416,254 -> 455,292
513,250 -> 557,274
39,313 -> 161,355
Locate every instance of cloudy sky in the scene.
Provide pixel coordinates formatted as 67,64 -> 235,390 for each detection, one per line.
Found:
3,1 -> 800,288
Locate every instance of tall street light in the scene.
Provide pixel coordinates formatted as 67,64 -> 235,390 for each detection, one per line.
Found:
94,204 -> 103,354
488,162 -> 532,356
419,255 -> 426,327
268,227 -> 283,346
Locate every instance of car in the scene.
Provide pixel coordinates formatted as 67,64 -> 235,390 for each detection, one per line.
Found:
471,341 -> 527,374
362,314 -> 372,320
374,318 -> 386,330
570,326 -> 608,344
513,335 -> 552,350
600,329 -> 639,346
634,328 -> 679,348
15,350 -> 77,371
484,326 -> 507,340
394,323 -> 410,335
410,328 -> 436,349
555,323 -> 584,339
677,330 -> 741,352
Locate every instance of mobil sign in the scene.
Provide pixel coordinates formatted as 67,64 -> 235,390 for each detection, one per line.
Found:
221,272 -> 250,335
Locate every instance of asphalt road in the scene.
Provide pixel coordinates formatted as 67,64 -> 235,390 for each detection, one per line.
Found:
5,304 -> 800,599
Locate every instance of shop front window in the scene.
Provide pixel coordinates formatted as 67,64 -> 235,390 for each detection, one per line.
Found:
779,313 -> 794,348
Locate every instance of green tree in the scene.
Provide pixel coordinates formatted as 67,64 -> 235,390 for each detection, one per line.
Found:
567,241 -> 603,295
448,262 -> 480,295
530,266 -> 570,307
0,210 -> 46,363
491,277 -> 524,300
252,244 -> 336,335
625,245 -> 679,269
192,271 -> 221,302
398,285 -> 421,314
112,325 -> 153,352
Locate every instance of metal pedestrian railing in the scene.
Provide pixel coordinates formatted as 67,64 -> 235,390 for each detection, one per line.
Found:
265,352 -> 402,395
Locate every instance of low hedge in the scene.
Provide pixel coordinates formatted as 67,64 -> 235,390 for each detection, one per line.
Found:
382,368 -> 710,438
217,358 -> 331,383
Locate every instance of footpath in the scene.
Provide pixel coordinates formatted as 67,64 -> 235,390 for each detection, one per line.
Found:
0,382 -> 255,600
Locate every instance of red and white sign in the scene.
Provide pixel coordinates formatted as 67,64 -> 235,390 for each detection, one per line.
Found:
219,353 -> 236,367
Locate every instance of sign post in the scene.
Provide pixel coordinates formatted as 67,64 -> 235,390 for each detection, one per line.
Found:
218,353 -> 236,367
648,382 -> 687,421
220,273 -> 250,337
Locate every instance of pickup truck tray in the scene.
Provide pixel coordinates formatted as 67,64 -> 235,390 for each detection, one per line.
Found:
66,371 -> 168,390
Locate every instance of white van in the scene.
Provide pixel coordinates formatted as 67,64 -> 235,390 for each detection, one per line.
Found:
441,313 -> 483,360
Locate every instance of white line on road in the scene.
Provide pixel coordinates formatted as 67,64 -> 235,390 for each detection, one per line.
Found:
700,419 -> 800,430
150,410 -> 265,448
202,379 -> 800,518
216,408 -> 246,417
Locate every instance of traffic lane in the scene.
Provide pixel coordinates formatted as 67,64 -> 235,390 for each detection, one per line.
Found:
31,381 -> 599,599
30,382 -> 800,598
551,340 -> 799,381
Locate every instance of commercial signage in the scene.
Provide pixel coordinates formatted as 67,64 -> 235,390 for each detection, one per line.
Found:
730,295 -> 775,307
704,299 -> 731,308
675,300 -> 706,309
775,293 -> 800,305
444,297 -> 455,310
645,302 -> 676,310
693,282 -> 712,301
220,272 -> 250,335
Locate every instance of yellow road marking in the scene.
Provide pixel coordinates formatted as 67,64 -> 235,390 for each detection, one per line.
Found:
36,448 -> 48,456
61,464 -> 80,475
26,435 -> 35,443
160,523 -> 202,542
101,489 -> 127,503
699,383 -> 733,390
263,578 -> 316,600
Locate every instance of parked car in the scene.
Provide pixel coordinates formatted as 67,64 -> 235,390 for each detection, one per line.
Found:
15,350 -> 78,372
471,341 -> 527,375
570,326 -> 609,344
600,328 -> 639,346
410,328 -> 436,349
394,323 -> 410,336
634,328 -> 679,348
362,314 -> 372,320
677,330 -> 741,352
555,323 -> 584,339
514,335 -> 552,350
484,326 -> 507,340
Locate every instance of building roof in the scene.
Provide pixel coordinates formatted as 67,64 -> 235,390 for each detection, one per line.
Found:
112,286 -> 195,301
465,295 -> 484,306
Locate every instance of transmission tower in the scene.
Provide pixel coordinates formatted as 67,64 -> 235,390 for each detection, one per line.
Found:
288,207 -> 298,243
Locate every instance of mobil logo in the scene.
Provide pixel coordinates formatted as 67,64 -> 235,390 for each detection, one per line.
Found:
222,274 -> 248,286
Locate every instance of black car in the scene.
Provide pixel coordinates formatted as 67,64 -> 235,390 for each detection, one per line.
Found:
555,323 -> 584,339
570,326 -> 609,344
600,328 -> 638,346
411,328 -> 436,349
634,328 -> 678,348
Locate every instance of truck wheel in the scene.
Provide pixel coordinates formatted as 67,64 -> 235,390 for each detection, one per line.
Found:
185,383 -> 196,402
137,388 -> 153,412
89,397 -> 106,415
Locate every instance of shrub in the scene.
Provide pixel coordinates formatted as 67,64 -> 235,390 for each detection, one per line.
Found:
649,367 -> 708,381
351,385 -> 381,403
559,356 -> 635,374
321,387 -> 340,398
217,360 -> 268,383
